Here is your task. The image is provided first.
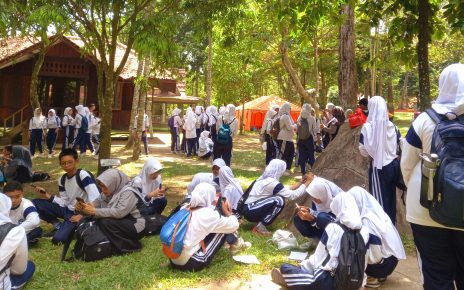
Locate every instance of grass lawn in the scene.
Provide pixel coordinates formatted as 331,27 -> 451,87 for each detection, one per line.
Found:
393,111 -> 414,136
24,133 -> 298,290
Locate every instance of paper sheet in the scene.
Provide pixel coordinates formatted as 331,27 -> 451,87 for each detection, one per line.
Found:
288,251 -> 308,261
232,255 -> 261,265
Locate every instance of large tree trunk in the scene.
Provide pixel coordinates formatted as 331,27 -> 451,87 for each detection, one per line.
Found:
30,50 -> 46,110
280,24 -> 316,107
98,71 -> 116,174
387,70 -> 394,113
338,4 -> 358,108
401,72 -> 410,109
147,87 -> 154,138
125,58 -> 144,149
205,31 -> 213,106
417,0 -> 431,111
133,58 -> 150,160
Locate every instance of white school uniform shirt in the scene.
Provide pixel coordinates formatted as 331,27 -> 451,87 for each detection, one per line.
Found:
90,116 -> 101,135
54,170 -> 100,211
134,114 -> 150,131
28,116 -> 46,130
74,113 -> 82,129
245,178 -> 306,204
46,112 -> 60,130
184,111 -> 197,139
9,198 -> 40,235
61,115 -> 75,128
173,115 -> 183,128
198,134 -> 214,157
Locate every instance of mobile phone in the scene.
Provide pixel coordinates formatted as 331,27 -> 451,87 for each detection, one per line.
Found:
75,197 -> 85,203
30,184 -> 46,194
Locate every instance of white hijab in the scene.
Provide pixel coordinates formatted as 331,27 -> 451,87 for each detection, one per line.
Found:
64,107 -> 73,117
0,194 -> 12,225
330,193 -> 362,230
361,96 -> 397,169
325,103 -> 335,111
306,177 -> 343,212
348,186 -> 406,259
75,105 -> 85,116
187,173 -> 216,195
219,166 -> 243,198
261,109 -> 277,134
32,108 -> 45,127
224,104 -> 236,123
212,158 -> 226,170
219,106 -> 226,115
279,102 -> 291,116
299,103 -> 312,120
432,63 -> 464,115
250,159 -> 286,196
190,183 -> 216,208
195,106 -> 203,115
133,158 -> 162,196
200,130 -> 210,140
172,108 -> 181,117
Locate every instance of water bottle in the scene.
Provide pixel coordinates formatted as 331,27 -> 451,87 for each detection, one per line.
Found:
419,153 -> 440,208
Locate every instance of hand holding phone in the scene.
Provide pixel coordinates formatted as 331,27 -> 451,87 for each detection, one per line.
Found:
30,184 -> 46,194
75,197 -> 85,204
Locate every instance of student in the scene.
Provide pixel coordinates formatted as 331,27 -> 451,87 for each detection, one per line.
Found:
169,108 -> 183,154
32,148 -> 100,245
170,183 -> 239,272
45,109 -> 60,158
348,186 -> 406,288
321,107 -> 339,149
296,104 -> 318,175
205,106 -> 218,141
293,176 -> 342,240
181,107 -> 192,153
3,181 -> 42,245
242,159 -> 310,236
218,166 -> 243,212
401,63 -> 464,290
184,110 -> 197,157
82,107 -> 95,155
311,108 -> 323,152
1,146 -> 33,184
29,108 -> 46,157
72,105 -> 87,155
261,109 -> 277,165
272,193 -> 369,290
276,103 -> 295,173
198,131 -> 214,160
0,194 -> 35,290
214,104 -> 238,166
358,98 -> 369,117
194,106 -> 204,152
61,107 -> 75,151
134,112 -> 150,156
131,158 -> 167,215
90,111 -> 101,156
75,169 -> 146,254
359,96 -> 400,224
187,158 -> 226,195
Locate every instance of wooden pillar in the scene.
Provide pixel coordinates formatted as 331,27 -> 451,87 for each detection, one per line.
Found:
162,103 -> 166,122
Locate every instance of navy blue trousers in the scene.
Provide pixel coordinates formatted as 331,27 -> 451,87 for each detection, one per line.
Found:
369,158 -> 400,224
242,196 -> 285,226
265,134 -> 276,165
32,199 -> 77,245
366,256 -> 398,279
277,140 -> 294,170
146,197 -> 167,215
84,133 -> 94,153
62,126 -> 74,151
170,128 -> 179,152
411,223 -> 464,290
186,138 -> 196,156
73,130 -> 85,153
297,136 -> 315,174
10,260 -> 35,290
280,263 -> 333,290
46,129 -> 58,154
293,211 -> 335,239
213,140 -> 233,166
29,129 -> 43,156
27,227 -> 43,245
141,130 -> 148,155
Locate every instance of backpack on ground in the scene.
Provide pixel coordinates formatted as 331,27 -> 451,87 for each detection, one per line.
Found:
297,118 -> 311,140
0,223 -> 18,275
235,180 -> 257,215
72,220 -> 114,262
60,169 -> 97,193
168,116 -> 175,130
144,214 -> 168,236
326,222 -> 366,290
216,117 -> 235,145
420,109 -> 464,228
160,207 -> 192,259
79,114 -> 89,132
270,117 -> 280,140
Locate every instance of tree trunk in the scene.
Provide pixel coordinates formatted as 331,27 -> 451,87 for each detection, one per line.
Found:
377,68 -> 383,96
417,0 -> 431,111
387,70 -> 394,113
320,71 -> 328,109
239,100 -> 245,135
98,71 -> 116,174
364,69 -> 371,98
147,86 -> 154,138
313,35 -> 320,103
280,24 -> 315,107
30,50 -> 46,110
401,72 -> 410,109
194,67 -> 199,97
133,58 -> 150,160
205,31 -> 213,106
125,58 -> 144,149
338,4 -> 358,108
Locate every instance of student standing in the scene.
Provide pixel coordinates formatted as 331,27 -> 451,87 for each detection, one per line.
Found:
29,108 -> 46,157
169,108 -> 183,154
184,110 -> 197,157
0,194 -> 36,290
83,107 -> 95,155
359,96 -> 400,224
32,148 -> 100,245
90,111 -> 101,156
73,105 -> 87,155
276,103 -> 295,173
401,63 -> 464,290
296,104 -> 318,175
45,109 -> 60,158
61,107 -> 75,151
205,106 -> 218,141
261,109 -> 277,165
214,104 -> 238,166
3,181 -> 43,245
134,112 -> 150,156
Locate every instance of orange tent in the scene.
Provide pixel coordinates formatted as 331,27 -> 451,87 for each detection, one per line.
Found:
235,96 -> 301,131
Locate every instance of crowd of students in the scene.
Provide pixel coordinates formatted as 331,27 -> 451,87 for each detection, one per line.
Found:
0,63 -> 463,290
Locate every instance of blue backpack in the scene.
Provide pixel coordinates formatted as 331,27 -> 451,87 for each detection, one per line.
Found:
80,114 -> 89,133
423,109 -> 464,228
217,117 -> 235,145
160,208 -> 192,259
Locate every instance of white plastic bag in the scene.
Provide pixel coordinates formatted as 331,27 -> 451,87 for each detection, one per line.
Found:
271,229 -> 298,250
261,142 -> 267,151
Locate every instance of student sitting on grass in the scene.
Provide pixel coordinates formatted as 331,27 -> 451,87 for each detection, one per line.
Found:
170,183 -> 239,272
187,158 -> 227,195
271,194 -> 369,290
348,186 -> 406,288
131,158 -> 167,215
3,181 -> 42,246
0,194 -> 35,290
75,169 -> 146,254
218,166 -> 243,212
32,148 -> 100,245
293,176 -> 342,241
242,159 -> 311,236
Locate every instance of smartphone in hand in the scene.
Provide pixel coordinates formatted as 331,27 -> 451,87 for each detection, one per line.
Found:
30,184 -> 46,194
75,197 -> 85,203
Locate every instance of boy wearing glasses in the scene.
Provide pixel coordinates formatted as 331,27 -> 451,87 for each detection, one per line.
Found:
32,148 -> 100,245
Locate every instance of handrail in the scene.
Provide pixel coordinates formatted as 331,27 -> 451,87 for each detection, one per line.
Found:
2,104 -> 31,135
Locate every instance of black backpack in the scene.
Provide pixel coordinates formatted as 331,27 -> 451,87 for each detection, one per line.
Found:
60,169 -> 98,193
79,114 -> 89,133
325,222 -> 366,290
270,117 -> 280,140
297,118 -> 311,141
235,180 -> 257,215
420,109 -> 464,228
0,223 -> 18,275
168,116 -> 175,130
72,220 -> 114,262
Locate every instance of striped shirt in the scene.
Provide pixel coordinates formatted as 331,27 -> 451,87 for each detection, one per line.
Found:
54,170 -> 100,211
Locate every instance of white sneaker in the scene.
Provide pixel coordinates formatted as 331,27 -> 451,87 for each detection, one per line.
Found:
81,152 -> 87,156
229,238 -> 252,255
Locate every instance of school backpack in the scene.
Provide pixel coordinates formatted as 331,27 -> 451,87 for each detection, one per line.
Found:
72,220 -> 114,262
326,222 -> 366,290
168,116 -> 175,130
297,118 -> 311,140
235,180 -> 257,215
420,109 -> 464,228
159,207 -> 193,259
0,223 -> 18,275
79,114 -> 89,132
144,214 -> 168,236
217,117 -> 235,145
60,169 -> 98,193
270,117 -> 280,140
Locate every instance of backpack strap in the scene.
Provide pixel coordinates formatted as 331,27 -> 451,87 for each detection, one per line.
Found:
426,108 -> 443,124
0,223 -> 18,274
